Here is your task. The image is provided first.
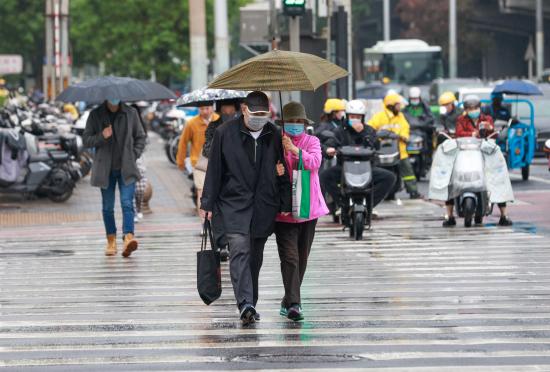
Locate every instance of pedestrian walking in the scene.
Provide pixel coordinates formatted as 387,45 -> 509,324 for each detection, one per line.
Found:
176,103 -> 219,215
200,91 -> 292,324
275,102 -> 329,321
131,104 -> 149,224
82,99 -> 146,257
201,99 -> 241,261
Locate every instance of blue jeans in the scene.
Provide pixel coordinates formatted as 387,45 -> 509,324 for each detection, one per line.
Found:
101,170 -> 136,236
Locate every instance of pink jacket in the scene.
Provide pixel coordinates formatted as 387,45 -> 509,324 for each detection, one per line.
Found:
276,133 -> 329,223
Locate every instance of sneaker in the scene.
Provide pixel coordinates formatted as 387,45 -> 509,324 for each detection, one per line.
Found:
475,215 -> 483,225
134,216 -> 139,223
219,247 -> 229,262
442,216 -> 456,227
253,312 -> 261,322
240,305 -> 256,325
137,212 -> 144,220
498,216 -> 513,226
279,305 -> 288,317
287,304 -> 304,321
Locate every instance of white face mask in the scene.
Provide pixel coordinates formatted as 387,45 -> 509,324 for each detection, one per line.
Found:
245,107 -> 270,131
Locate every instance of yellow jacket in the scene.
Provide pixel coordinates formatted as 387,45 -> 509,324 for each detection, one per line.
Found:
176,113 -> 220,170
368,108 -> 410,159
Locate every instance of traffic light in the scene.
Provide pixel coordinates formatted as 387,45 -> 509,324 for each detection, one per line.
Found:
283,0 -> 306,17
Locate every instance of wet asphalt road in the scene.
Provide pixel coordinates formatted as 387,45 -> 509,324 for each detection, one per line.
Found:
1,137 -> 550,371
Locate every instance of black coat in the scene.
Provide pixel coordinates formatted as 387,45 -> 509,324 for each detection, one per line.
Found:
327,123 -> 378,151
200,116 -> 292,238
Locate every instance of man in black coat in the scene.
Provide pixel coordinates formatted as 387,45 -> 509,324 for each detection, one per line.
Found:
200,91 -> 291,324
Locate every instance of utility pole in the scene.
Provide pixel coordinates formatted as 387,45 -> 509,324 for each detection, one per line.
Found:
449,0 -> 457,78
536,0 -> 544,80
214,0 -> 230,76
344,0 -> 352,99
44,0 -> 70,101
289,16 -> 301,101
383,0 -> 390,41
189,0 -> 208,90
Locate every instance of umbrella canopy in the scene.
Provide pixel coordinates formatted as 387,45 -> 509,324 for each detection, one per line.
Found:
176,87 -> 246,107
208,49 -> 348,91
492,80 -> 543,96
55,76 -> 176,104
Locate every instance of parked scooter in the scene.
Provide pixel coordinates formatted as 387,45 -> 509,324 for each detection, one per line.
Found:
0,126 -> 78,202
375,130 -> 401,200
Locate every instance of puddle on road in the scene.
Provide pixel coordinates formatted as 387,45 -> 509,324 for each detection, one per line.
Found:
0,249 -> 74,258
485,221 -> 538,234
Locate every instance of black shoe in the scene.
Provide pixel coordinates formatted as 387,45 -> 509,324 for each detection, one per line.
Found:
240,305 -> 256,325
219,247 -> 229,262
475,215 -> 483,225
253,312 -> 260,322
287,304 -> 304,321
442,216 -> 456,227
498,216 -> 513,226
409,192 -> 423,200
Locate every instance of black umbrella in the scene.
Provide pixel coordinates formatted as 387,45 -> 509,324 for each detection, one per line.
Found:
55,76 -> 176,104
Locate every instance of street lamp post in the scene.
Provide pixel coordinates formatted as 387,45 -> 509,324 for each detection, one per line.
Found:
449,0 -> 457,78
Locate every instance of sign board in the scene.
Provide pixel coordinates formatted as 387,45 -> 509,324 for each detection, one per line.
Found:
0,55 -> 23,75
283,0 -> 306,16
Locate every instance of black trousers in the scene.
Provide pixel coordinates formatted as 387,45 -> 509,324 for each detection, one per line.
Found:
274,219 -> 317,308
225,233 -> 268,309
446,199 -> 506,208
320,165 -> 396,209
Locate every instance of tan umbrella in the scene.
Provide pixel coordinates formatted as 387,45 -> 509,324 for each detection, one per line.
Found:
208,49 -> 348,92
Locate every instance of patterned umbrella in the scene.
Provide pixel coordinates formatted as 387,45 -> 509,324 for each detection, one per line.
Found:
176,87 -> 247,107
208,49 -> 348,91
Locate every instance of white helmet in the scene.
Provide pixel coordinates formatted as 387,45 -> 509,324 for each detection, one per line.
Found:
345,99 -> 366,115
409,87 -> 421,99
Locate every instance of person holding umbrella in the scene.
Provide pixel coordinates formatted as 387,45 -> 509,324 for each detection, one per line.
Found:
200,91 -> 292,324
83,98 -> 147,257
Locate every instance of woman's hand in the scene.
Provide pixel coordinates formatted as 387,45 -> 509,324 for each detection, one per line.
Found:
282,135 -> 299,155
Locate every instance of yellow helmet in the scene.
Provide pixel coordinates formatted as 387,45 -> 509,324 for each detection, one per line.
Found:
383,93 -> 403,107
438,91 -> 457,106
323,98 -> 345,114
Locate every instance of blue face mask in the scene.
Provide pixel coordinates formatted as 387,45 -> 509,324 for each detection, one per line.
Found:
108,99 -> 121,106
284,123 -> 304,136
347,118 -> 362,127
467,110 -> 481,120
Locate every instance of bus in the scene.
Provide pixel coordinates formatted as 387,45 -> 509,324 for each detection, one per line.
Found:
363,39 -> 444,86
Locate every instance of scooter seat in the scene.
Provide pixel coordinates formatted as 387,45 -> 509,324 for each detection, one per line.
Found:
29,152 -> 51,163
49,151 -> 70,162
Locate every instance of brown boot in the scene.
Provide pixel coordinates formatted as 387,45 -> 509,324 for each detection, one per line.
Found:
122,233 -> 138,258
105,235 -> 117,256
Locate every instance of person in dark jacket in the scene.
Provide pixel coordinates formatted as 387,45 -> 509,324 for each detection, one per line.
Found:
200,91 -> 292,324
320,100 -> 396,223
83,100 -> 147,257
438,91 -> 462,135
201,99 -> 241,261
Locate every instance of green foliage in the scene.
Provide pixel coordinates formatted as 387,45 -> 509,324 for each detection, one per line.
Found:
0,0 -> 44,83
0,0 -> 253,86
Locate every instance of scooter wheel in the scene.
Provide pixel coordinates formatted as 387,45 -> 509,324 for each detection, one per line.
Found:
463,197 -> 476,228
354,212 -> 365,240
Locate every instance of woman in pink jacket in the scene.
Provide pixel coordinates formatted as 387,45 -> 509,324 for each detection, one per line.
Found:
275,102 -> 329,321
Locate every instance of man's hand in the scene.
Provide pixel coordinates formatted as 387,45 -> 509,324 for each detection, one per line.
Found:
326,147 -> 336,157
102,125 -> 113,139
282,135 -> 299,155
276,161 -> 285,176
199,209 -> 212,221
472,130 -> 479,138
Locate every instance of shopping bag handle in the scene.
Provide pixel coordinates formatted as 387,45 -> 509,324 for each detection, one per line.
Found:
200,219 -> 215,251
298,149 -> 304,171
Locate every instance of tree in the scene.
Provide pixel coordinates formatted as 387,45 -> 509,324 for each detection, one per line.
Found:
0,0 -> 44,85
